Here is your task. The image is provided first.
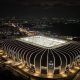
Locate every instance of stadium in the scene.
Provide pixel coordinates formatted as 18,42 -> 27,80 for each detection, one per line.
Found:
1,36 -> 80,79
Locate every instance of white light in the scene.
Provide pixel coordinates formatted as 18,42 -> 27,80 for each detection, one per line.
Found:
0,52 -> 3,55
5,60 -> 13,64
74,67 -> 80,70
18,63 -> 25,69
25,38 -> 29,41
19,36 -> 66,48
60,72 -> 67,77
22,68 -> 29,72
69,69 -> 76,73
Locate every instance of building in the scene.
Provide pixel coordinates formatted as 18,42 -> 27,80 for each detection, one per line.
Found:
1,36 -> 80,79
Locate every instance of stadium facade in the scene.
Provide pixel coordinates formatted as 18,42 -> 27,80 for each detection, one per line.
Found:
1,36 -> 80,78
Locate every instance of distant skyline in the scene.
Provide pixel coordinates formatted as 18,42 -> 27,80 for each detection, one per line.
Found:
0,0 -> 80,18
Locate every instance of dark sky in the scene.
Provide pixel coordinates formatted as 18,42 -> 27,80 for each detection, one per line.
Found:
0,0 -> 80,18
1,0 -> 80,6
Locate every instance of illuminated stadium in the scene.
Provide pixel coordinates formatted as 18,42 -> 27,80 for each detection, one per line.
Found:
2,36 -> 80,79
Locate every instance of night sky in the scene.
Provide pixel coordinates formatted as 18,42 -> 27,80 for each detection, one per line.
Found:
0,0 -> 80,18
